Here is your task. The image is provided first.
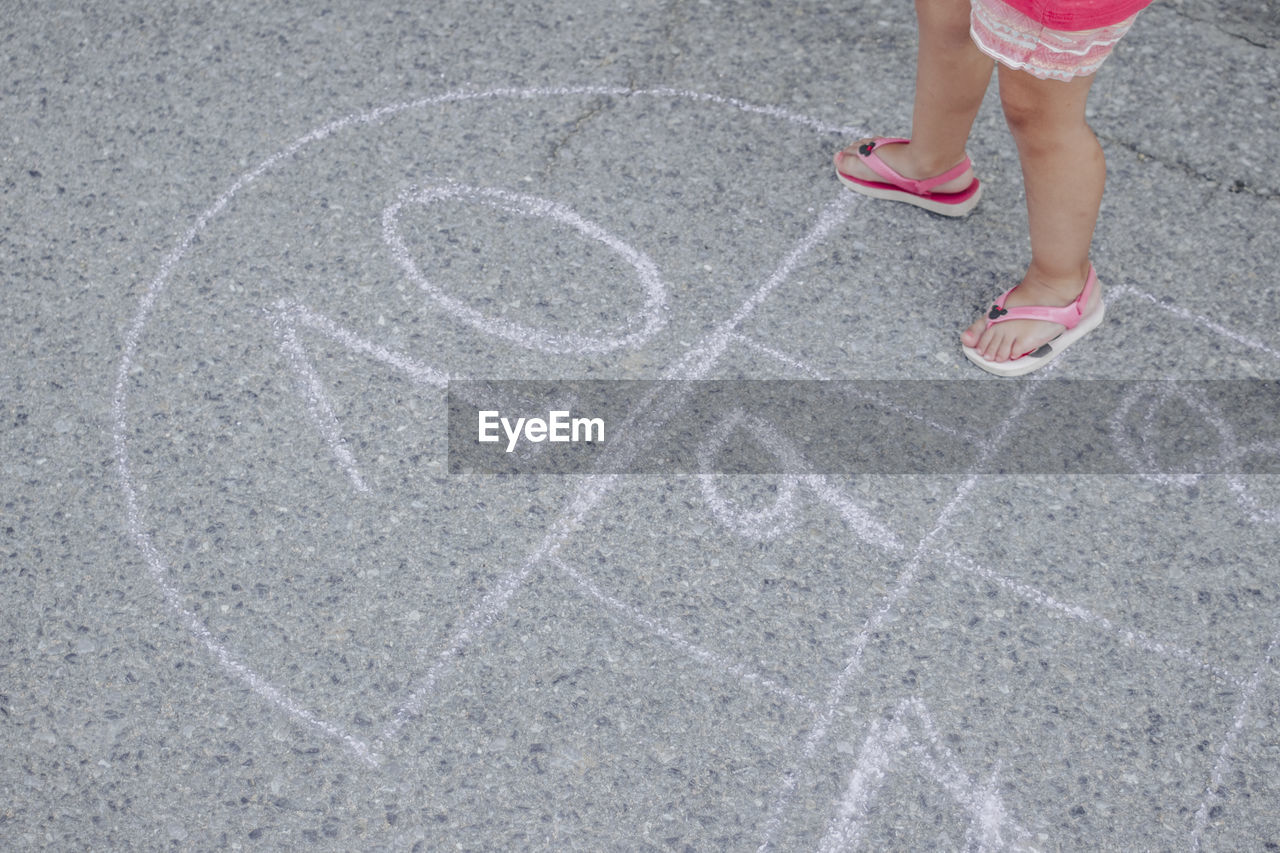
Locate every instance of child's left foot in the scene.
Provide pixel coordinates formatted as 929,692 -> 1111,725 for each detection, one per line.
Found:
961,264 -> 1105,376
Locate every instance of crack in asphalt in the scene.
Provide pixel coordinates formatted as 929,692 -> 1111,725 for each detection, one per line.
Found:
543,97 -> 612,177
1099,132 -> 1278,201
1162,4 -> 1273,49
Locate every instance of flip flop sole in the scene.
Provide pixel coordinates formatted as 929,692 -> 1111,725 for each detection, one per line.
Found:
836,170 -> 982,218
962,298 -> 1106,377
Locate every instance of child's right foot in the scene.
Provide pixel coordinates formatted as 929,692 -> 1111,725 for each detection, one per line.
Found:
834,137 -> 981,217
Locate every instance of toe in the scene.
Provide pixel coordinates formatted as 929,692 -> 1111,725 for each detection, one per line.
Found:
834,138 -> 876,177
961,315 -> 987,348
984,326 -> 1011,362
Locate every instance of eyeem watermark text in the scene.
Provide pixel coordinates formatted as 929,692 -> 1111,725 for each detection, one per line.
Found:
477,410 -> 605,453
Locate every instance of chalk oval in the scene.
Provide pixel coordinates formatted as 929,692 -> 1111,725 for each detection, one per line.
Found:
383,183 -> 668,355
696,410 -> 799,541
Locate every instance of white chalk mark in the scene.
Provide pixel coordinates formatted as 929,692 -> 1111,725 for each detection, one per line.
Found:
1110,382 -> 1234,483
1110,284 -> 1280,365
385,193 -> 858,739
382,523 -> 561,738
802,474 -> 905,556
277,298 -> 449,389
818,698 -> 1036,853
1190,625 -> 1280,850
819,715 -> 910,852
937,549 -> 1241,685
1107,288 -> 1280,524
271,302 -> 371,493
113,236 -> 378,768
665,194 -> 857,382
550,557 -> 815,711
757,372 -> 1047,851
730,333 -> 984,443
383,182 -> 669,354
696,409 -> 801,541
729,334 -> 830,379
119,81 -> 1280,793
1110,381 -> 1280,525
730,337 -> 1242,682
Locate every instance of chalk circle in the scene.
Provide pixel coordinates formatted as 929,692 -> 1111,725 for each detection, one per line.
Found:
697,409 -> 800,541
114,85 -> 855,765
383,182 -> 668,355
1110,383 -> 1231,485
1108,383 -> 1280,524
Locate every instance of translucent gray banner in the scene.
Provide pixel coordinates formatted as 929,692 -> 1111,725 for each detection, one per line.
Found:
446,380 -> 1280,475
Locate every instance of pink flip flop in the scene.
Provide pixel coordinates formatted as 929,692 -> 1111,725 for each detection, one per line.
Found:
834,137 -> 981,217
962,265 -> 1106,376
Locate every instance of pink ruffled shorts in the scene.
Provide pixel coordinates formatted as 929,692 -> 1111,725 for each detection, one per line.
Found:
969,0 -> 1141,81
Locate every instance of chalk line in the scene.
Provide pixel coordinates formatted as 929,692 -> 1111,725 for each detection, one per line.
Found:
1110,284 -> 1280,365
937,549 -> 1241,685
696,410 -> 801,541
550,557 -> 815,711
695,405 -> 906,552
1190,624 -> 1280,850
736,333 -> 1251,682
730,333 -> 984,443
817,697 -> 1036,853
271,302 -> 371,493
275,298 -> 449,390
114,254 -> 378,769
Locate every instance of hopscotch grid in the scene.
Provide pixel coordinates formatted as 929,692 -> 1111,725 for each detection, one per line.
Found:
111,84 -> 1280,850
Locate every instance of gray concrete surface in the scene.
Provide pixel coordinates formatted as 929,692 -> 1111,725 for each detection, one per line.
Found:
3,1 -> 1279,850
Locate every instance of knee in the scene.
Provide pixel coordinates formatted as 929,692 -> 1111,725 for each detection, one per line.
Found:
999,83 -> 1047,137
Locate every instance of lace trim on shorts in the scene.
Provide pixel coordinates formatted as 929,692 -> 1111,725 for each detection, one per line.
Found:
970,0 -> 1140,81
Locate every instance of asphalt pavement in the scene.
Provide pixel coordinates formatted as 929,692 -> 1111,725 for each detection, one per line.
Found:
3,1 -> 1279,850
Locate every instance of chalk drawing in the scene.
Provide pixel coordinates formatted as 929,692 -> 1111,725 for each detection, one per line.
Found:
695,409 -> 801,541
550,556 -> 816,712
271,302 -> 373,493
385,191 -> 858,740
113,80 -> 1280,851
274,298 -> 449,391
1110,377 -> 1280,523
731,333 -> 983,444
696,407 -> 904,551
383,181 -> 669,354
735,335 -> 1245,681
938,549 -> 1241,684
1190,624 -> 1280,850
1110,284 -> 1280,366
271,299 -> 583,484
817,698 -> 1037,852
756,371 -> 1048,850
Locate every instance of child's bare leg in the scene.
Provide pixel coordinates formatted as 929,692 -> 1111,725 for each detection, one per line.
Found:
839,0 -> 994,191
962,66 -> 1105,362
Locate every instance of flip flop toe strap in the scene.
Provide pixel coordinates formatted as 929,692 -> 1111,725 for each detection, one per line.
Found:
984,266 -> 1099,332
